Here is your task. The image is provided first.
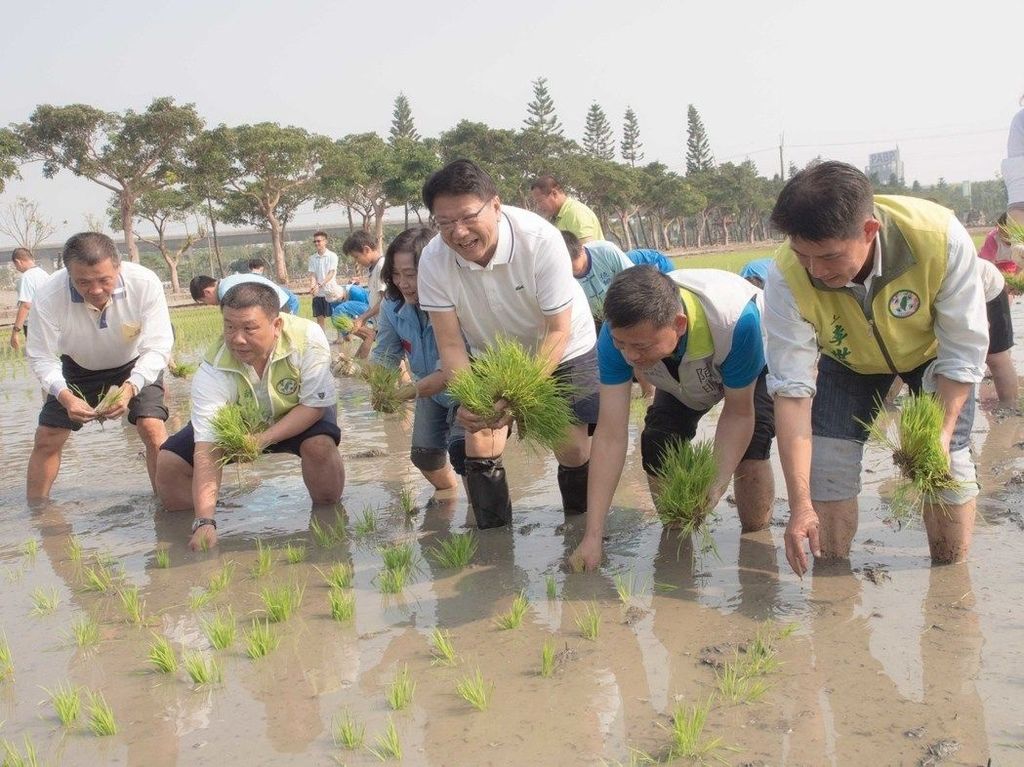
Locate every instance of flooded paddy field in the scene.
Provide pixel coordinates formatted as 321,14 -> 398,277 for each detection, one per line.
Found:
0,305 -> 1022,766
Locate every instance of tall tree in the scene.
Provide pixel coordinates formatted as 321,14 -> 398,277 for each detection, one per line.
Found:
109,188 -> 205,293
389,93 -> 420,144
582,103 -> 615,161
0,128 -> 24,193
15,97 -> 203,263
685,104 -> 715,175
620,107 -> 644,167
523,77 -> 564,158
207,123 -> 330,281
0,197 -> 56,253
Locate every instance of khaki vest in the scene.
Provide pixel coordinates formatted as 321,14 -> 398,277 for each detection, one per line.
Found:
777,195 -> 950,374
204,312 -> 310,421
637,269 -> 761,410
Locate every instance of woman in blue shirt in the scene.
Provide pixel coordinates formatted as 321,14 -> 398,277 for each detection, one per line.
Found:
371,227 -> 466,494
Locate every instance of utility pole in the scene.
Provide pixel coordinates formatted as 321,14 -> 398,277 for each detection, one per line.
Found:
779,132 -> 785,180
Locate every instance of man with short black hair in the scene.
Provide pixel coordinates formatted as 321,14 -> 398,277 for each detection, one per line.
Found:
25,232 -> 173,499
560,230 -> 634,319
342,231 -> 384,358
307,231 -> 339,331
10,248 -> 49,350
156,281 -> 344,550
189,273 -> 298,314
418,159 -> 599,529
765,161 -> 988,575
572,265 -> 775,569
530,175 -> 604,243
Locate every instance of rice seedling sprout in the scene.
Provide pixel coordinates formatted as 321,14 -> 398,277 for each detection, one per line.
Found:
0,736 -> 40,767
319,562 -> 354,590
613,571 -> 650,605
429,628 -> 458,666
377,565 -> 409,595
716,656 -> 769,704
94,385 -> 125,417
332,711 -> 365,750
398,485 -> 417,515
67,535 -> 83,563
385,664 -> 415,710
284,542 -> 307,564
252,539 -> 274,578
147,635 -> 178,674
546,574 -> 558,599
87,691 -> 118,736
310,517 -> 336,548
46,681 -> 82,726
210,400 -> 267,464
207,560 -> 236,593
155,548 -> 171,569
30,587 -> 60,615
446,337 -> 577,450
260,582 -> 304,622
427,531 -> 477,570
329,588 -> 355,622
20,539 -> 39,559
575,601 -> 601,641
118,585 -> 146,625
494,590 -> 530,630
455,668 -> 492,711
243,619 -> 279,659
182,650 -> 222,685
188,588 -> 214,610
81,561 -> 115,593
540,640 -> 556,678
168,360 -> 198,379
68,615 -> 100,649
662,698 -> 726,763
202,609 -> 236,649
0,632 -> 11,680
354,506 -> 378,536
380,542 -> 415,572
368,718 -> 402,761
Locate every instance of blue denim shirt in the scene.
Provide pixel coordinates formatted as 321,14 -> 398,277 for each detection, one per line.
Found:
371,298 -> 455,408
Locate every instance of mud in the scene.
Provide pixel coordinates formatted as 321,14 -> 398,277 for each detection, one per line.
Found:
0,314 -> 1023,765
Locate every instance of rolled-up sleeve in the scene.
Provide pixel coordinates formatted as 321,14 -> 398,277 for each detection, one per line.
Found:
764,264 -> 819,398
190,364 -> 237,443
931,218 -> 988,384
26,291 -> 68,397
298,323 -> 337,408
369,304 -> 404,368
128,277 -> 174,392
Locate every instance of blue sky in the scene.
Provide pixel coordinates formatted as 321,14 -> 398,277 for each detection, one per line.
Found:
2,0 -> 1020,244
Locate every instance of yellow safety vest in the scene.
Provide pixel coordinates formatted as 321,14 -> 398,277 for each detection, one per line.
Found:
777,195 -> 950,374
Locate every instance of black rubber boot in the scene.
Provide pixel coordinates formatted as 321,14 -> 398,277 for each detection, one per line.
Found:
557,461 -> 589,515
465,458 -> 512,529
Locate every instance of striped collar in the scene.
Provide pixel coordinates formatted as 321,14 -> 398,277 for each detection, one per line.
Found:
69,273 -> 126,329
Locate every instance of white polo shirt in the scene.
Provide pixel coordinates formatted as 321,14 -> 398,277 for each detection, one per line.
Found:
417,205 -> 596,361
16,266 -> 50,305
27,261 -> 174,396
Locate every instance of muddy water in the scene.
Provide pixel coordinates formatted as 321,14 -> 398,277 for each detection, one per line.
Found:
1,324 -> 1023,766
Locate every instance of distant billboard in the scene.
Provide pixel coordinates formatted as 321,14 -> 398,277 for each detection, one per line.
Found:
866,148 -> 904,185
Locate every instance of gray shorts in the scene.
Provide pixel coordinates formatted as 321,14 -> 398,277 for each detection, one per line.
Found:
412,395 -> 467,473
809,356 -> 977,503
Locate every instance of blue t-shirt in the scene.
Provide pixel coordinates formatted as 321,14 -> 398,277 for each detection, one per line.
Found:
625,249 -> 673,273
597,300 -> 764,389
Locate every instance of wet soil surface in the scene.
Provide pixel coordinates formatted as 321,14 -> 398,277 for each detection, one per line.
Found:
0,323 -> 1023,766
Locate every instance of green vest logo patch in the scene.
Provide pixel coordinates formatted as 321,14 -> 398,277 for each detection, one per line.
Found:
276,377 -> 298,396
888,290 -> 920,318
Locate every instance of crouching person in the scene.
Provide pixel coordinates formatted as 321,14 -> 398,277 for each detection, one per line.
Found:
156,282 -> 345,550
371,227 -> 466,495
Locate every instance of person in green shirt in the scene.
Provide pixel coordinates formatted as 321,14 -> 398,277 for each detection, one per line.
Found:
530,174 -> 604,243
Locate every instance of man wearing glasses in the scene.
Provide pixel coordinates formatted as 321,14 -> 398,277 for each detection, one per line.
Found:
417,159 -> 599,529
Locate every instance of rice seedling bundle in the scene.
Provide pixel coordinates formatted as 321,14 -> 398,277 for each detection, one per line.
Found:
168,361 -> 198,379
251,539 -> 274,578
20,539 -> 38,559
68,616 -> 100,649
377,565 -> 409,595
454,669 -> 492,711
283,542 -> 307,564
118,585 -> 146,625
328,588 -> 355,622
716,656 -> 769,704
385,665 -> 415,710
30,587 -> 60,615
653,438 -> 718,531
398,485 -> 417,515
46,681 -> 82,726
331,313 -> 355,333
446,337 -> 577,450
368,718 -> 402,760
540,640 -> 556,678
1,736 -> 39,766
260,582 -> 304,623
354,506 -> 378,536
148,636 -> 178,674
574,601 -> 602,641
380,542 -> 415,572
319,562 -> 354,590
155,549 -> 171,569
662,698 -> 725,762
493,591 -> 530,630
999,215 -> 1024,246
66,535 -> 83,563
201,609 -> 236,649
545,574 -> 558,599
861,392 -> 959,523
363,364 -> 404,414
1004,272 -> 1024,294
211,400 -> 268,464
182,651 -> 222,685
94,385 -> 125,418
0,633 -> 12,681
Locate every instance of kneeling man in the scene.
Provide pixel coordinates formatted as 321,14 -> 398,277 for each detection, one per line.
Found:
574,265 -> 775,569
156,282 -> 345,550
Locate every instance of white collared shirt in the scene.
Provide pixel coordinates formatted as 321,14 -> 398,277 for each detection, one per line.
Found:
307,249 -> 339,297
765,216 -> 988,397
27,261 -> 174,396
16,266 -> 49,305
417,205 -> 596,360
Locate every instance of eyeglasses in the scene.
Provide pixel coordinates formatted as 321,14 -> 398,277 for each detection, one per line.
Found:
431,199 -> 492,234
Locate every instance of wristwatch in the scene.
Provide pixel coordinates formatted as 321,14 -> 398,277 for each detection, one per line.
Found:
191,517 -> 217,533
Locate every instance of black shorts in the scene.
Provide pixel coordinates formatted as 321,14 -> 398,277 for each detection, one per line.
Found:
312,296 -> 331,318
555,347 -> 600,427
986,288 -> 1013,355
39,355 -> 168,432
159,407 -> 341,466
639,368 -> 774,475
